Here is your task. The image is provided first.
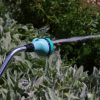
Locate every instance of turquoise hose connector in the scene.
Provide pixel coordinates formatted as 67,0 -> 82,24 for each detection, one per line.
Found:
32,38 -> 54,55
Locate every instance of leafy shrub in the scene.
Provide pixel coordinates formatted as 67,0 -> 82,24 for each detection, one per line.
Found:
0,12 -> 44,99
0,1 -> 100,99
3,0 -> 100,72
0,14 -> 100,99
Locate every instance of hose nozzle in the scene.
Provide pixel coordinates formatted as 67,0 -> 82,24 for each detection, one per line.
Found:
32,38 -> 54,55
0,38 -> 54,77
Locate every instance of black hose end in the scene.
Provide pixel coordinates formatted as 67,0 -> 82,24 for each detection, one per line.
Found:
25,43 -> 34,52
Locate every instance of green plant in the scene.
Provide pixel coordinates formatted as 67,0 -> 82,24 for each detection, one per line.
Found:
0,1 -> 100,99
3,0 -> 100,71
0,13 -> 44,99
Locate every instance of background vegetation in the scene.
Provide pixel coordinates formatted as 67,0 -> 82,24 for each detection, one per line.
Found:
0,0 -> 100,99
3,0 -> 100,72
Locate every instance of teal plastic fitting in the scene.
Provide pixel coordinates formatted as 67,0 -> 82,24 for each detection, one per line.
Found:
32,38 -> 54,55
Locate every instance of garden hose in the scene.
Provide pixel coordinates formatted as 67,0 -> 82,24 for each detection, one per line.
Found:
0,38 -> 54,77
0,34 -> 100,77
0,46 -> 27,77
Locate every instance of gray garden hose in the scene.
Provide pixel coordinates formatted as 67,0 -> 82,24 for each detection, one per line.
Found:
0,35 -> 100,78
